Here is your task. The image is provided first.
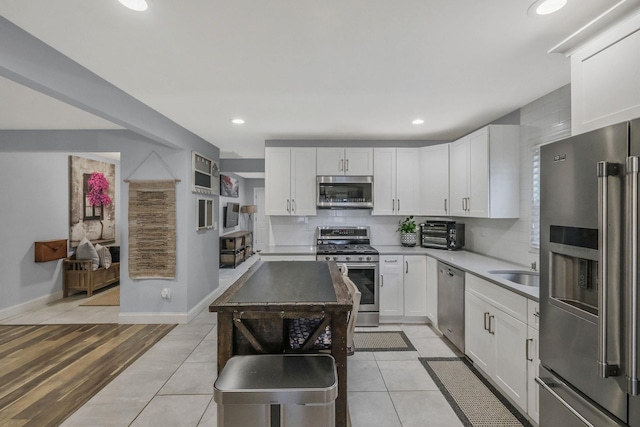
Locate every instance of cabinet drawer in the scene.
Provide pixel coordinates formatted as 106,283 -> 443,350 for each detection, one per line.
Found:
527,300 -> 540,330
466,274 -> 527,323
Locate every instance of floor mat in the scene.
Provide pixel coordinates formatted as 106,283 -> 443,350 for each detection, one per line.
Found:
419,357 -> 533,427
353,331 -> 416,351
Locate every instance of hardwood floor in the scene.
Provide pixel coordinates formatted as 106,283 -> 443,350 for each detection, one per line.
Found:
0,324 -> 175,427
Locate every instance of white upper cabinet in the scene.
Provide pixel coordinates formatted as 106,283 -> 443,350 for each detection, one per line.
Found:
316,147 -> 373,176
372,148 -> 396,215
448,125 -> 520,218
265,147 -> 316,216
420,144 -> 450,216
372,147 -> 420,215
569,13 -> 640,135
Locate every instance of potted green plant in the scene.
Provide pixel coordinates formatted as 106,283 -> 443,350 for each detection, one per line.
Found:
397,216 -> 418,247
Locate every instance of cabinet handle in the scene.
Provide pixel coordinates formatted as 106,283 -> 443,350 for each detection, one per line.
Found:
340,159 -> 344,171
398,199 -> 401,211
462,198 -> 466,211
345,159 -> 349,172
384,259 -> 398,263
392,199 -> 395,212
533,310 -> 540,318
287,199 -> 290,213
292,199 -> 296,213
484,312 -> 490,331
381,274 -> 384,287
405,261 -> 409,274
489,315 -> 495,334
444,199 -> 447,213
526,338 -> 534,362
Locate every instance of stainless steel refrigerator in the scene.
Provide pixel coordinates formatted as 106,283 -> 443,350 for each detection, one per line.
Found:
539,118 -> 640,426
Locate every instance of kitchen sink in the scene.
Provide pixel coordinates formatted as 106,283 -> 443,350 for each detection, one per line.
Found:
488,270 -> 540,287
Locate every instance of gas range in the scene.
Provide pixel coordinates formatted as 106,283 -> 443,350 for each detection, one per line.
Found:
315,226 -> 380,326
315,226 -> 379,262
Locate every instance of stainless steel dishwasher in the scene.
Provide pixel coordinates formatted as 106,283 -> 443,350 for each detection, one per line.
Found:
437,262 -> 465,352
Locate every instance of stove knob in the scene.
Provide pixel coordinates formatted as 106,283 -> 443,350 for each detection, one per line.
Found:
325,256 -> 331,261
333,256 -> 338,261
359,256 -> 364,261
346,256 -> 351,261
366,256 -> 372,261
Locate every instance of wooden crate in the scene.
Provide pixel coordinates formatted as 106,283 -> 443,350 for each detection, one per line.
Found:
224,237 -> 243,250
221,252 -> 244,266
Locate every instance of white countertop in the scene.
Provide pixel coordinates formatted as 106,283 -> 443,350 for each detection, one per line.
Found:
257,245 -> 539,301
258,245 -> 316,256
375,246 -> 539,301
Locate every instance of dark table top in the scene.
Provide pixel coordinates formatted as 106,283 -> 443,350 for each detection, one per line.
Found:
210,260 -> 351,312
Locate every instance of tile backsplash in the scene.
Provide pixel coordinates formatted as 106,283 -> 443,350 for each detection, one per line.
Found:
269,85 -> 572,268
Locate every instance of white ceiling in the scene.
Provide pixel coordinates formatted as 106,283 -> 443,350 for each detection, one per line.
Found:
0,0 -> 632,159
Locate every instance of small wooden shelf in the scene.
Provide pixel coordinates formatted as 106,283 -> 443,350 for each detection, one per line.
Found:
34,239 -> 68,263
220,231 -> 253,268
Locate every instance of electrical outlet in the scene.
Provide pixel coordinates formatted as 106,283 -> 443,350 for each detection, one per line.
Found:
161,288 -> 171,299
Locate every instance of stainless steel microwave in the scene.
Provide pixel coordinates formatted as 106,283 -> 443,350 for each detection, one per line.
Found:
317,176 -> 373,209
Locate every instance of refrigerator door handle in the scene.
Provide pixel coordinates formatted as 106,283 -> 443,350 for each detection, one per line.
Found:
627,156 -> 639,395
536,377 -> 596,427
597,161 -> 620,378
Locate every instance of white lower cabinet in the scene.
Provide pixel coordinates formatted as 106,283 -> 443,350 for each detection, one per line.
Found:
379,255 -> 427,321
404,255 -> 427,318
527,300 -> 540,425
379,256 -> 404,318
465,274 -> 530,415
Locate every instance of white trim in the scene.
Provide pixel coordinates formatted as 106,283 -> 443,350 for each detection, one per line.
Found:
118,278 -> 236,324
0,290 -> 64,322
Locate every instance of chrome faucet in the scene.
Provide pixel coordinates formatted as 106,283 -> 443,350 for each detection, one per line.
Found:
531,261 -> 537,272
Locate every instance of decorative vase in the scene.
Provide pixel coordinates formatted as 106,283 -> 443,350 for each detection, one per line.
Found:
401,232 -> 417,247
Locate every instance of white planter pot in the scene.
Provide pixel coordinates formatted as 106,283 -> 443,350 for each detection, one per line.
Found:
401,232 -> 417,247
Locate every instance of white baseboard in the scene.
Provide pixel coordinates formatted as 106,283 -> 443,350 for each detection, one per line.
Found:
118,312 -> 189,324
118,280 -> 234,325
0,290 -> 64,322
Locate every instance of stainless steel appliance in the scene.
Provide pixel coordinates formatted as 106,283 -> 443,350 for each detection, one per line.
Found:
421,221 -> 465,250
316,226 -> 379,326
539,118 -> 640,426
437,262 -> 465,352
317,176 -> 374,209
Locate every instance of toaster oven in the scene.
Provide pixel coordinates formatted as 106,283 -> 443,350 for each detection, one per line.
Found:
420,221 -> 465,250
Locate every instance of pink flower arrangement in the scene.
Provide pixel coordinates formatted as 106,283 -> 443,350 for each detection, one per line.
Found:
87,172 -> 112,207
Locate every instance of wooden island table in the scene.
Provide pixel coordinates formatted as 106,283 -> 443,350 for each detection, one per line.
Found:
209,260 -> 352,427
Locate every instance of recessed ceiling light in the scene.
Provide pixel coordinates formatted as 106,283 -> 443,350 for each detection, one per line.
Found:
118,0 -> 148,11
412,119 -> 424,125
528,0 -> 567,16
231,118 -> 245,125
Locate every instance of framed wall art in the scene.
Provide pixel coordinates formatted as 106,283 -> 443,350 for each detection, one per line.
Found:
220,174 -> 239,198
69,155 -> 116,246
197,198 -> 216,230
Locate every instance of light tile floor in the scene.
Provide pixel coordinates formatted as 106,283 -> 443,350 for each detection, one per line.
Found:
2,256 -> 467,427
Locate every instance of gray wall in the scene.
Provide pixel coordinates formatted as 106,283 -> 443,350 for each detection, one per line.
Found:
0,130 -> 220,321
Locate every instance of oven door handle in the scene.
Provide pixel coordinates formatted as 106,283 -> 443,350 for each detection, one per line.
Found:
342,263 -> 378,269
